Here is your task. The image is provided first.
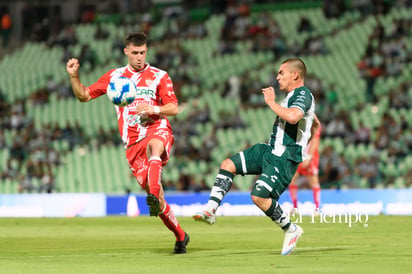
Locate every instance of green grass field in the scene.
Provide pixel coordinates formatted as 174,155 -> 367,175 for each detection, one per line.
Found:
0,215 -> 411,274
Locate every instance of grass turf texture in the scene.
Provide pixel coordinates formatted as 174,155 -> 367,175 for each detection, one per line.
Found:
0,216 -> 411,274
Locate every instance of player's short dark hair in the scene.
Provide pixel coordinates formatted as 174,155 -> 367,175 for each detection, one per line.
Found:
124,32 -> 148,47
282,58 -> 307,79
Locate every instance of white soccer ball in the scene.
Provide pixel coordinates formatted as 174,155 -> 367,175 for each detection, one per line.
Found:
106,77 -> 137,107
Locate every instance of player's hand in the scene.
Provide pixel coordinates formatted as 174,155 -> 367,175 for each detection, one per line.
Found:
136,103 -> 157,117
262,86 -> 276,105
66,58 -> 80,77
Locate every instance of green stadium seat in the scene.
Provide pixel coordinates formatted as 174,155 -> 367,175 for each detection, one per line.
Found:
358,177 -> 369,189
375,183 -> 385,189
394,177 -> 406,189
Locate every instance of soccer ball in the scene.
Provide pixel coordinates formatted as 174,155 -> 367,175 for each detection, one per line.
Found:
106,77 -> 137,107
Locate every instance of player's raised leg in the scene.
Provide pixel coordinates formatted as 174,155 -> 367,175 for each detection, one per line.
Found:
193,161 -> 235,224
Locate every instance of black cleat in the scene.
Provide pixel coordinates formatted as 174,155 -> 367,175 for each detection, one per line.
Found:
174,233 -> 190,254
146,194 -> 160,217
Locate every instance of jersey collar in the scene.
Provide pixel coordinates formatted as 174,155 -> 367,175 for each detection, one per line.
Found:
127,63 -> 149,73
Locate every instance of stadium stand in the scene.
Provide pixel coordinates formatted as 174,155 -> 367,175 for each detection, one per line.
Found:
0,1 -> 411,194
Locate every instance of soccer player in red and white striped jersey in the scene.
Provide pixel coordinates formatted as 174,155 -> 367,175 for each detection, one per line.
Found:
66,32 -> 189,254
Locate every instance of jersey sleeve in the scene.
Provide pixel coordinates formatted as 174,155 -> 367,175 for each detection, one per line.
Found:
158,72 -> 178,105
87,69 -> 115,99
289,88 -> 313,114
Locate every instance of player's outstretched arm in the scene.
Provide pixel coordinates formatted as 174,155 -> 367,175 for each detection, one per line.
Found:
66,58 -> 92,102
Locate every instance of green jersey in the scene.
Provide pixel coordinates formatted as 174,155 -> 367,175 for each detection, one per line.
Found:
268,86 -> 315,163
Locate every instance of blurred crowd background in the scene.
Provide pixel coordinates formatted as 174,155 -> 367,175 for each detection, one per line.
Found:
1,0 -> 412,194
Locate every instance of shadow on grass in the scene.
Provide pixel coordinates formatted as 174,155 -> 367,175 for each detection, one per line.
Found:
293,245 -> 358,254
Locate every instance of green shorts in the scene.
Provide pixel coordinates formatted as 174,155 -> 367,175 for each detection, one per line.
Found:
230,143 -> 298,200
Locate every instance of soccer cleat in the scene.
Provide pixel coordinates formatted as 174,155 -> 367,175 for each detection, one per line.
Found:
281,224 -> 304,255
174,233 -> 190,254
192,209 -> 216,225
146,194 -> 160,217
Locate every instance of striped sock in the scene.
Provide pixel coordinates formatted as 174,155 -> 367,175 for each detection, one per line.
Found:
207,169 -> 234,212
265,199 -> 291,231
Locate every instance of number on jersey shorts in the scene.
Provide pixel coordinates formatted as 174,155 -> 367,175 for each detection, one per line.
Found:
126,129 -> 174,189
230,143 -> 299,200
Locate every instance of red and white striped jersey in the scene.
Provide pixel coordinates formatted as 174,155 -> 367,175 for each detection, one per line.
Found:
87,64 -> 178,148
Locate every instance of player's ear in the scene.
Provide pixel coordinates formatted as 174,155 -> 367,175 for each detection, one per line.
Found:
293,71 -> 299,81
123,48 -> 127,55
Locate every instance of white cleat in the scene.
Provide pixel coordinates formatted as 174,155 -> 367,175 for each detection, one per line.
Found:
192,210 -> 216,225
281,224 -> 304,255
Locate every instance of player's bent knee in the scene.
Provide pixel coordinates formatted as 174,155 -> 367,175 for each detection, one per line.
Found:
251,195 -> 272,211
251,195 -> 263,206
220,159 -> 236,173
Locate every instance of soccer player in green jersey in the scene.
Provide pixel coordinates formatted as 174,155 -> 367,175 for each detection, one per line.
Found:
193,58 -> 319,255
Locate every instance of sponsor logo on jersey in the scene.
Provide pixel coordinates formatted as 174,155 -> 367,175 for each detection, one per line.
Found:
296,95 -> 306,102
135,87 -> 156,99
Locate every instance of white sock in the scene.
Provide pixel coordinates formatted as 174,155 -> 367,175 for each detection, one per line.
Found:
286,223 -> 296,233
206,200 -> 219,213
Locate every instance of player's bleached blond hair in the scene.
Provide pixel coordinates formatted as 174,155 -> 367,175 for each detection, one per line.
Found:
282,58 -> 307,79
